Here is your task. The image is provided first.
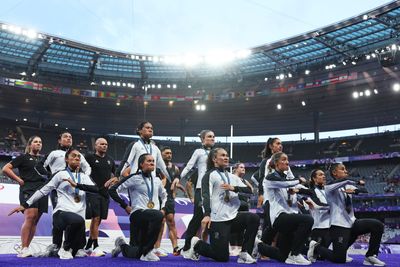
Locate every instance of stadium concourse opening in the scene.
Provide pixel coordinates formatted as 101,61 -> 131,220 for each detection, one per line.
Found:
0,0 -> 400,266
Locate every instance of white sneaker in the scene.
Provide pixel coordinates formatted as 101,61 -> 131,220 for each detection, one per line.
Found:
14,244 -> 22,254
58,248 -> 73,260
140,251 -> 160,261
152,247 -> 168,257
74,249 -> 87,257
182,237 -> 200,260
285,253 -> 311,265
181,248 -> 192,259
363,255 -> 386,266
90,246 -> 105,257
307,240 -> 318,263
237,252 -> 257,264
346,254 -> 353,263
111,236 -> 126,258
17,247 -> 32,258
189,236 -> 200,260
35,244 -> 59,257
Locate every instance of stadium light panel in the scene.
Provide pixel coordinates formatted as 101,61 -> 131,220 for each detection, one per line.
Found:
305,70 -> 310,75
391,44 -> 397,51
81,128 -> 86,131
352,92 -> 359,99
172,84 -> 177,89
374,89 -> 379,94
277,104 -> 282,110
279,73 -> 284,79
157,84 -> 162,89
112,82 -> 116,86
235,49 -> 251,59
25,29 -> 38,39
54,123 -> 58,127
301,101 -> 306,106
365,89 -> 371,96
393,83 -> 400,92
116,82 -> 121,86
83,100 -> 87,105
363,14 -> 368,20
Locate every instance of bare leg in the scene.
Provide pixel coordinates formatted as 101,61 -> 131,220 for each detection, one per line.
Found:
21,208 -> 39,247
166,213 -> 178,249
154,217 -> 166,248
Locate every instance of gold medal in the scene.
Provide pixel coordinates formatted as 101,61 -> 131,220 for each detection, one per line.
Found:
74,195 -> 81,203
147,201 -> 155,208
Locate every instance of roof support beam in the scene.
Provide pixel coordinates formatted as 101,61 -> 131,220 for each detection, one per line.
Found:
27,40 -> 51,76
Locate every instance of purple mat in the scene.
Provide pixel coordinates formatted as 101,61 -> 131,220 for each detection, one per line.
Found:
0,254 -> 396,267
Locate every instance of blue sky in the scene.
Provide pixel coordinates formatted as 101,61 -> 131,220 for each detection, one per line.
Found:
0,0 -> 392,55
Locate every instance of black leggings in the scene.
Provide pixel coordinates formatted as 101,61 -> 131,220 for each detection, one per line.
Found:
183,189 -> 204,250
311,228 -> 331,260
261,200 -> 277,245
316,218 -> 384,263
258,213 -> 313,262
121,209 -> 164,258
53,211 -> 85,255
194,212 -> 260,262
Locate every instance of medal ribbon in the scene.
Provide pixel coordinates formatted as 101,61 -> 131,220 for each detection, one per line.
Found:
140,139 -> 152,155
217,170 -> 231,184
66,167 -> 80,195
217,170 -> 231,201
142,174 -> 154,202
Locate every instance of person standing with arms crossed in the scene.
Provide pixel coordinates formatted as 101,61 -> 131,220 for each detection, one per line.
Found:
84,137 -> 117,256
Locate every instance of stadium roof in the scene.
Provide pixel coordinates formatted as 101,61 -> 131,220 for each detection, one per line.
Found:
0,2 -> 399,137
0,1 -> 400,84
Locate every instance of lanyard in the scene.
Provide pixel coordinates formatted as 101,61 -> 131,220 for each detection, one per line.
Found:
203,148 -> 210,156
217,170 -> 231,184
140,139 -> 152,154
142,174 -> 154,201
66,167 -> 80,195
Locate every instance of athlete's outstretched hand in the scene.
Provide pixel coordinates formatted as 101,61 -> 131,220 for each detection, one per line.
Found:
8,205 -> 25,216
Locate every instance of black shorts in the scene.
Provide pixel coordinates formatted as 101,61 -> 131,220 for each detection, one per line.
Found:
86,193 -> 110,219
164,196 -> 175,215
19,186 -> 48,213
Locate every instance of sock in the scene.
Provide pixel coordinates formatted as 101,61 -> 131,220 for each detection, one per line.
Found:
85,238 -> 93,250
93,239 -> 99,249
